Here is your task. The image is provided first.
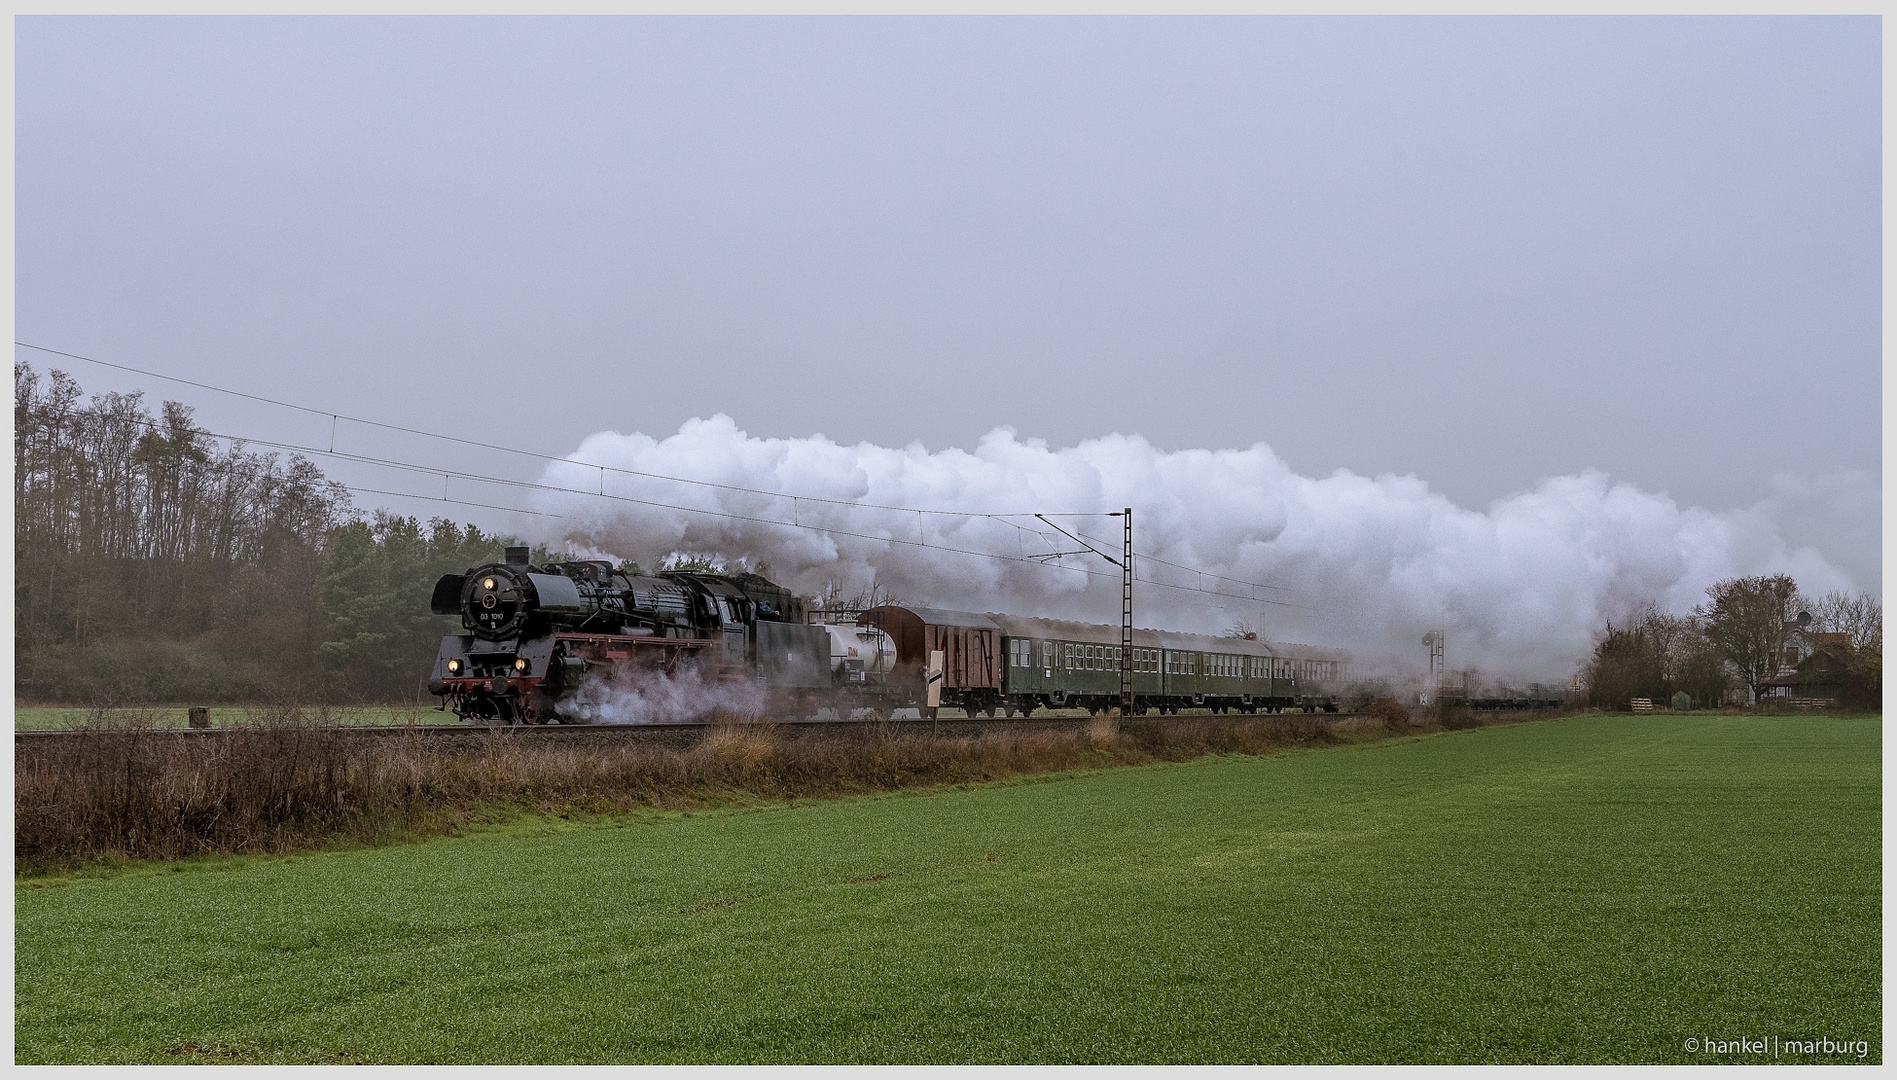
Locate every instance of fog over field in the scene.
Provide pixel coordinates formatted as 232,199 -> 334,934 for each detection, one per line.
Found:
533,417 -> 1871,682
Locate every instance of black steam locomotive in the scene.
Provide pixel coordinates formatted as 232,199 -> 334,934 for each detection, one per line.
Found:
428,546 -> 890,724
429,545 -> 1346,724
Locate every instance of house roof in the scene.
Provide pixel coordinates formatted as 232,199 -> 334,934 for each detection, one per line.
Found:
1806,631 -> 1854,653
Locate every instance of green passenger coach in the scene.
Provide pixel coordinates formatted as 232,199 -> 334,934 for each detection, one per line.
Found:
986,614 -> 1344,716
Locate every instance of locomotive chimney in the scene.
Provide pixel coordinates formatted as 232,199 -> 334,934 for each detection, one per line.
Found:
505,546 -> 530,566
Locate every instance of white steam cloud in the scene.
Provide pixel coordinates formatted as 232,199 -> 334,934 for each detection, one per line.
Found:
555,662 -> 769,724
531,416 -> 1874,683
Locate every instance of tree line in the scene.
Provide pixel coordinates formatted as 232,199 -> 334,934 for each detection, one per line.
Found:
1583,574 -> 1881,710
15,361 -> 516,704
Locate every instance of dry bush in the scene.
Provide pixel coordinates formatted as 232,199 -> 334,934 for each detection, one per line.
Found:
19,710 -> 1348,873
1362,698 -> 1413,732
1438,705 -> 1482,731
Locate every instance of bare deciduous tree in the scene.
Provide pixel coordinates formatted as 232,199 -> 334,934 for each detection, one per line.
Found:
1809,589 -> 1882,702
1582,608 -> 1733,710
1696,575 -> 1802,704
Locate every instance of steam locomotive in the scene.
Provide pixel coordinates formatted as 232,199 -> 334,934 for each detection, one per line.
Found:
428,546 -> 1344,724
428,546 -> 895,724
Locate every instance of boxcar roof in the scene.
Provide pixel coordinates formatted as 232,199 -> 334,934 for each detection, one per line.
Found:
859,605 -> 1000,631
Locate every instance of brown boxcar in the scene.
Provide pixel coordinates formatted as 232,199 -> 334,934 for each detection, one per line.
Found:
858,605 -> 1003,714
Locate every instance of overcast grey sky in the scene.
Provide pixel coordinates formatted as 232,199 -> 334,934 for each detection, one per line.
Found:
16,16 -> 1881,628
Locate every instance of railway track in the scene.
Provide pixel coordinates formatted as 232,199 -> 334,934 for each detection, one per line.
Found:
14,709 -> 1358,746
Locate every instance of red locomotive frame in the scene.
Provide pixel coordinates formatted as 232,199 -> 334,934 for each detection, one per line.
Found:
438,632 -> 738,725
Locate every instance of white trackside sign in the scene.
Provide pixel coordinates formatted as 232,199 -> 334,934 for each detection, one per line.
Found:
926,649 -> 945,708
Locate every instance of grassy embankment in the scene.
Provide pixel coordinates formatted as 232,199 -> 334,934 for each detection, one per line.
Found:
16,712 -> 1879,1064
12,705 -> 440,730
15,711 -> 1352,869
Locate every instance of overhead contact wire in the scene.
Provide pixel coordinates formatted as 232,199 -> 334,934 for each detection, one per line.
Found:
18,343 -> 1304,608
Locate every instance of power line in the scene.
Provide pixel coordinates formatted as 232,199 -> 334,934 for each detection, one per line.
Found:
1075,528 -> 1289,593
344,485 -> 566,520
16,343 -> 1306,609
18,340 -> 1052,521
35,400 -> 1311,610
16,341 -> 1292,593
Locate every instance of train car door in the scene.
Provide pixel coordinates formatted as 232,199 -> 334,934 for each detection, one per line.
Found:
720,597 -> 747,664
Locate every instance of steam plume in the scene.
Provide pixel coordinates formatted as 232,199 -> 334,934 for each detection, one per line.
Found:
530,416 -> 1871,681
555,663 -> 768,724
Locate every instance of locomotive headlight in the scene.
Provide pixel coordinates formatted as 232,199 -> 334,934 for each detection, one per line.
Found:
482,577 -> 496,590
446,659 -> 462,674
514,658 -> 528,672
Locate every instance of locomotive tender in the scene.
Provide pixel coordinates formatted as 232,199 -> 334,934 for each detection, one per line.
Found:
429,547 -> 1344,723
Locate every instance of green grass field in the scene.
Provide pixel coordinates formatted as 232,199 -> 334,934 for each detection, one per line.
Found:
15,713 -> 1880,1064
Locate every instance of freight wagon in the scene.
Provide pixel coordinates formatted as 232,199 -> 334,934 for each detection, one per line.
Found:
856,605 -> 1344,716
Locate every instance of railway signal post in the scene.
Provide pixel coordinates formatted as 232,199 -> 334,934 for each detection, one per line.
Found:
1029,508 -> 1136,721
1120,507 -> 1133,721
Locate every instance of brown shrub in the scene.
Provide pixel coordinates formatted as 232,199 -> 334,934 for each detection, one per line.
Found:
17,709 -> 1350,873
1362,698 -> 1413,732
1438,705 -> 1482,731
